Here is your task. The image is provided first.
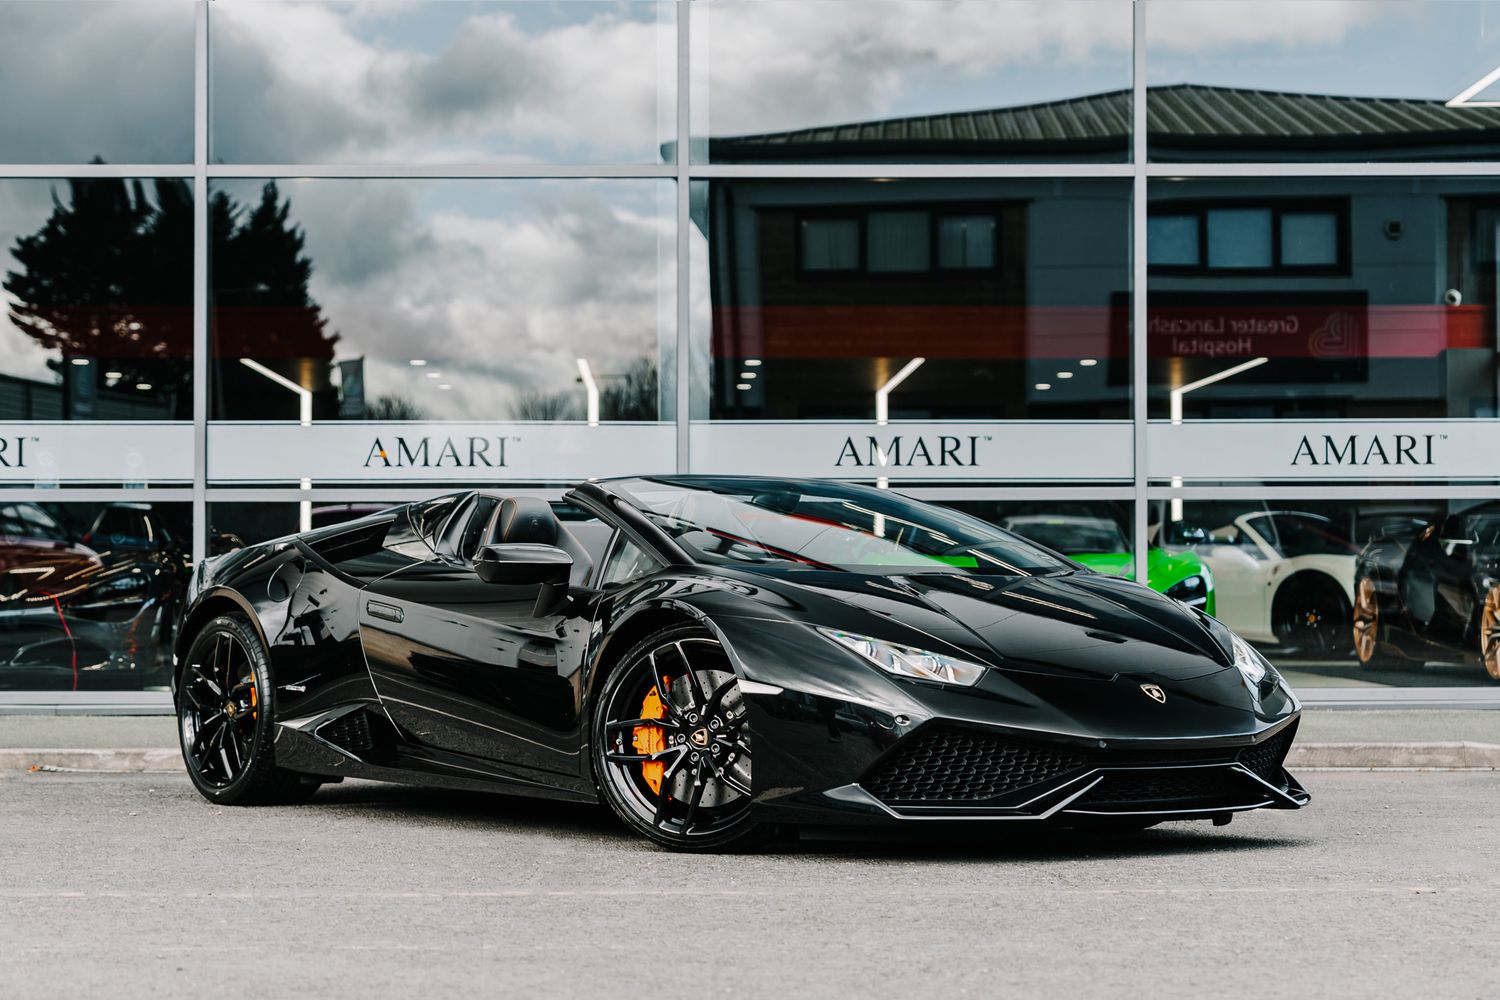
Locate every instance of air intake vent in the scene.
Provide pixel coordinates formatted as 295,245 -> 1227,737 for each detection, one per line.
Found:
863,728 -> 1090,803
1236,724 -> 1296,785
316,710 -> 376,756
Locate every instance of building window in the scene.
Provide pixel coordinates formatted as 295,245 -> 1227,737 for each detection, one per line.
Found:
937,214 -> 997,269
1148,200 -> 1347,274
799,218 -> 860,271
867,211 -> 931,272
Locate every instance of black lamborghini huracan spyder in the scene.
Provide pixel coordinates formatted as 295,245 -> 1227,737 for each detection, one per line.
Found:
174,476 -> 1308,850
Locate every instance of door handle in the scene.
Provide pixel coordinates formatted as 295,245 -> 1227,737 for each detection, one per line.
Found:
367,600 -> 404,623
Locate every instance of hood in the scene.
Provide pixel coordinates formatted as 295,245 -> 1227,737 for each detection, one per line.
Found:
740,568 -> 1233,684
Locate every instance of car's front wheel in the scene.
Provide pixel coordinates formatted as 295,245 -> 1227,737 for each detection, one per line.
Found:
592,625 -> 764,851
178,614 -> 317,805
1273,575 -> 1353,657
1352,575 -> 1404,670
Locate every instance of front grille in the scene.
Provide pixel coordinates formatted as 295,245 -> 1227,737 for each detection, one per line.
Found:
863,728 -> 1089,803
316,710 -> 375,756
862,722 -> 1299,809
1236,725 -> 1295,785
1083,767 -> 1253,808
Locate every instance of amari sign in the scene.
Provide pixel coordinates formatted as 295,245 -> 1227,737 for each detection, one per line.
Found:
208,423 -> 674,483
0,422 -> 192,483
692,422 -> 1133,481
1149,421 -> 1486,481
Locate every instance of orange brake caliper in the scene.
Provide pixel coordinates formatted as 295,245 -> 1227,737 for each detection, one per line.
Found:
633,678 -> 669,795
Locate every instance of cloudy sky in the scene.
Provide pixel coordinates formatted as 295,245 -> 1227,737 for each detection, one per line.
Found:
5,0 -> 1500,420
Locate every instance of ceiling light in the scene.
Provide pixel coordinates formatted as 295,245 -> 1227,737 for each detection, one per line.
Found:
739,371 -> 757,379
426,372 -> 441,379
105,371 -> 123,379
409,359 -> 427,367
736,382 -> 752,391
135,382 -> 152,391
744,359 -> 762,367
69,358 -> 90,366
1056,371 -> 1073,379
438,383 -> 452,391
1034,382 -> 1052,391
1079,359 -> 1098,367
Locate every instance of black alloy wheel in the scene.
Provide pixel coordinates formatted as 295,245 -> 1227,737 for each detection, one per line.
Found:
1273,577 -> 1353,658
593,625 -> 763,851
178,614 -> 316,805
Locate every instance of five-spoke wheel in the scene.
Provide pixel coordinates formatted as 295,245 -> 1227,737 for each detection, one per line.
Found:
593,625 -> 763,851
1480,585 -> 1500,682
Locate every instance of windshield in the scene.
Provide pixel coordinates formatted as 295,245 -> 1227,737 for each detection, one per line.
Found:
611,477 -> 1075,577
1004,517 -> 1127,555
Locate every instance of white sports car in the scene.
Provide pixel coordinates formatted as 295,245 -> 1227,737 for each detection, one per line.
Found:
1164,511 -> 1359,657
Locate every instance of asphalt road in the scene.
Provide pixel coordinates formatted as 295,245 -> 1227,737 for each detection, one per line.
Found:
3,771 -> 1497,1000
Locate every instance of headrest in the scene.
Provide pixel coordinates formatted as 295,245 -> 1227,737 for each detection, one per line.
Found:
494,497 -> 559,546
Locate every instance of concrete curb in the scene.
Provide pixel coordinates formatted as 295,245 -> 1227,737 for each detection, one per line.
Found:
1290,741 -> 1500,770
4,742 -> 1499,774
2,748 -> 183,773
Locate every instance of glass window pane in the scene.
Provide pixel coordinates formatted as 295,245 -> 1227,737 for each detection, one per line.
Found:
867,211 -> 930,273
210,178 -> 673,426
1281,212 -> 1338,266
0,178 -> 193,421
1148,176 -> 1500,424
0,1 -> 194,163
0,501 -> 190,692
1206,209 -> 1272,269
801,219 -> 860,271
938,215 -> 996,269
210,1 -> 676,164
693,178 -> 1130,423
693,0 -> 1132,163
1147,0 -> 1500,163
1147,214 -> 1199,266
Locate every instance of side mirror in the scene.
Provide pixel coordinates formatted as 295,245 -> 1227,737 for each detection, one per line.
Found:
475,543 -> 572,586
475,543 -> 572,615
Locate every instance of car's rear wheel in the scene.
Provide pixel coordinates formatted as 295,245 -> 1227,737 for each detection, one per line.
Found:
1273,575 -> 1352,657
1353,575 -> 1404,669
593,625 -> 764,851
1479,585 -> 1500,682
178,614 -> 317,805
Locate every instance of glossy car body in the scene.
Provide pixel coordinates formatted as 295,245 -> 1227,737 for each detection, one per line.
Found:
0,502 -> 185,690
1001,515 -> 1215,615
173,477 -> 1307,840
1164,511 -> 1358,655
1353,502 -> 1500,680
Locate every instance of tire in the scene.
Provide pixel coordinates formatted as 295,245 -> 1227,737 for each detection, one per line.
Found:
1352,575 -> 1404,670
1272,575 -> 1353,658
592,624 -> 767,852
177,614 -> 318,805
1479,585 -> 1500,682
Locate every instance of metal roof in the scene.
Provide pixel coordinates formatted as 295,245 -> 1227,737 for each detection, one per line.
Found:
702,84 -> 1500,161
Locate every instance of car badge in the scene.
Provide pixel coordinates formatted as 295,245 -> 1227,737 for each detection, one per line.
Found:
1140,683 -> 1167,704
690,728 -> 710,747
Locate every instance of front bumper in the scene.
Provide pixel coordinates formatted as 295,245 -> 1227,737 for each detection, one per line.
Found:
710,616 -> 1309,827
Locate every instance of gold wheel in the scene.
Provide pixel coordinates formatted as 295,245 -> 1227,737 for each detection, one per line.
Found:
1352,576 -> 1381,666
1480,586 -> 1500,681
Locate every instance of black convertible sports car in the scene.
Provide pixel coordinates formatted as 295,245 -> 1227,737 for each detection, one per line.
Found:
173,476 -> 1308,850
1352,502 -> 1500,681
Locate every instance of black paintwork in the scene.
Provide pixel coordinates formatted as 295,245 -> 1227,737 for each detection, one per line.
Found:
173,477 -> 1308,828
1355,502 -> 1500,666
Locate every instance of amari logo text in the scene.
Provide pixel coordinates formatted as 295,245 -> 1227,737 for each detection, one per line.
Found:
1290,433 -> 1440,468
834,434 -> 989,469
364,435 -> 509,468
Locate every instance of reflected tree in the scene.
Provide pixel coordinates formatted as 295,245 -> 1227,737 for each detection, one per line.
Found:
509,388 -> 579,420
599,357 -> 659,421
364,394 -> 426,420
4,170 -> 336,420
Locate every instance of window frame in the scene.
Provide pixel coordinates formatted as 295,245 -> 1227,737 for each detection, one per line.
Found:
793,201 -> 1007,278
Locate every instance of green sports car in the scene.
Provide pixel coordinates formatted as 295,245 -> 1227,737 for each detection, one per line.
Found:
1000,515 -> 1215,615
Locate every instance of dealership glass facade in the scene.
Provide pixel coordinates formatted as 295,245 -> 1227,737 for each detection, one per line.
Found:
6,0 -> 1500,696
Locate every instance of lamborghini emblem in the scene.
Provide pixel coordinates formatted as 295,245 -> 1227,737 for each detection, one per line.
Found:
1140,683 -> 1166,704
690,728 -> 710,747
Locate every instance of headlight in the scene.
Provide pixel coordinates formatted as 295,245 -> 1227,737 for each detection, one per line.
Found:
1165,573 -> 1211,609
1230,632 -> 1270,685
818,628 -> 989,687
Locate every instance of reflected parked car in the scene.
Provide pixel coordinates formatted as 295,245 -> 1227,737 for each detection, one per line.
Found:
1163,511 -> 1360,657
1001,515 -> 1214,614
1352,503 -> 1500,681
0,502 -> 186,690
